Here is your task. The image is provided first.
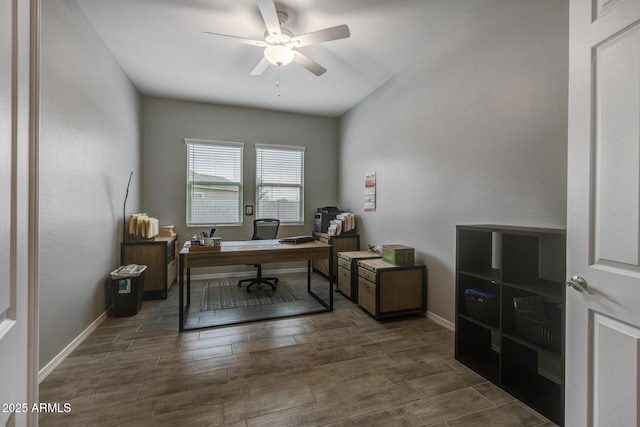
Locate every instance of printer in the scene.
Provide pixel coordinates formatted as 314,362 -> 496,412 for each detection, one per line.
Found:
314,206 -> 343,233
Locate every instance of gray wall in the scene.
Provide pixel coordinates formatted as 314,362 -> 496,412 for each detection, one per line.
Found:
140,96 -> 339,274
39,0 -> 141,368
338,0 -> 569,323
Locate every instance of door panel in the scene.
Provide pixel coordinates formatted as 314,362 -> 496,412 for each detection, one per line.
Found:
567,0 -> 640,425
592,312 -> 640,426
596,0 -> 627,18
593,22 -> 640,268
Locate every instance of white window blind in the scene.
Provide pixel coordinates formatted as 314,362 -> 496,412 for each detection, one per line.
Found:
185,139 -> 244,226
256,144 -> 305,224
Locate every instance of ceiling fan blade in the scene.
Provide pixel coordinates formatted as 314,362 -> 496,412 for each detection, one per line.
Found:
250,57 -> 271,76
293,52 -> 327,76
203,31 -> 267,47
289,24 -> 350,48
257,0 -> 281,39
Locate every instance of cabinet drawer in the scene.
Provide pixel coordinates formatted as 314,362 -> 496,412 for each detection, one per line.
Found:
337,257 -> 351,270
337,266 -> 351,298
358,277 -> 376,315
166,241 -> 175,262
167,258 -> 177,287
358,265 -> 376,283
378,268 -> 424,313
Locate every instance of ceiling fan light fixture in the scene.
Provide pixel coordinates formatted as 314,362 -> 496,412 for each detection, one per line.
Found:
265,28 -> 293,44
264,45 -> 295,66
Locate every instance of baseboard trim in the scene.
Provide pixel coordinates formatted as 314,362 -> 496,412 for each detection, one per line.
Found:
38,310 -> 107,383
426,311 -> 455,331
187,267 -> 308,282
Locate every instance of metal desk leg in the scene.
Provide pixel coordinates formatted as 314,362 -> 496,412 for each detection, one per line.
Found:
179,254 -> 184,332
187,268 -> 191,304
329,246 -> 334,310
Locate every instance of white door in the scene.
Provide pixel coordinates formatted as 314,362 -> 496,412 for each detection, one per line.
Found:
566,0 -> 640,425
0,0 -> 37,426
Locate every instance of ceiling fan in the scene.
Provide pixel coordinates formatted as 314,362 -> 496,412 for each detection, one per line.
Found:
203,0 -> 350,76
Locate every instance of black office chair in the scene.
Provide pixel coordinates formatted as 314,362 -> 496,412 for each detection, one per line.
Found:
238,218 -> 280,293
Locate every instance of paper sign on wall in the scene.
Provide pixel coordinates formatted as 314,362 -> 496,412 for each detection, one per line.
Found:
364,171 -> 376,212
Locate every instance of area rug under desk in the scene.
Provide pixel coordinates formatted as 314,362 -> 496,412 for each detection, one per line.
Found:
200,280 -> 305,311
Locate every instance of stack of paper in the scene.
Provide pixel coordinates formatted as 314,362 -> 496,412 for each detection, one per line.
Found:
328,212 -> 356,235
159,225 -> 176,237
128,213 -> 159,239
328,219 -> 342,236
339,212 -> 356,233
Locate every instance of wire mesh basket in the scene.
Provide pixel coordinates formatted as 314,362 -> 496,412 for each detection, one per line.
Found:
464,288 -> 499,325
513,296 -> 561,352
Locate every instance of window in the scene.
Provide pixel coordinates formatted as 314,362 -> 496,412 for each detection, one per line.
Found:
185,139 -> 244,226
256,144 -> 305,224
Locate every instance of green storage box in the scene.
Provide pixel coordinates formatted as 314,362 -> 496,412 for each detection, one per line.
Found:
382,244 -> 415,266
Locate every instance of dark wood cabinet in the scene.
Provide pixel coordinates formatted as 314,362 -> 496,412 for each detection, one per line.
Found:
121,236 -> 178,299
455,224 -> 565,425
312,232 -> 359,280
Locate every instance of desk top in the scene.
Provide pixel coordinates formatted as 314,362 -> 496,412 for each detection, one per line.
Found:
180,239 -> 331,268
181,239 -> 326,253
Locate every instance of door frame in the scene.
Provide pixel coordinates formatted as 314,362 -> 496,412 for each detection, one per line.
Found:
27,0 -> 39,424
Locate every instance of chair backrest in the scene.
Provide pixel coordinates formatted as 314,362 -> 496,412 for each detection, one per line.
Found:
252,218 -> 280,240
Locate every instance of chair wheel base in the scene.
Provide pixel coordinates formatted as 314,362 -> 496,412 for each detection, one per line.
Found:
240,277 -> 279,294
238,264 -> 279,293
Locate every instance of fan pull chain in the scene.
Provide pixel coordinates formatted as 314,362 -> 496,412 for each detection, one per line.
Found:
276,68 -> 281,97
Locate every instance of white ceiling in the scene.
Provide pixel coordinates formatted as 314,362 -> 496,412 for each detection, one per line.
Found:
75,0 -> 488,117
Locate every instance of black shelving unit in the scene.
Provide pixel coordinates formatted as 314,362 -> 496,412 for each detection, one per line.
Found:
455,224 -> 566,425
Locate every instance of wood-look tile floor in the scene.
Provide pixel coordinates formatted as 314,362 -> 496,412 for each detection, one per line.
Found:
39,274 -> 557,426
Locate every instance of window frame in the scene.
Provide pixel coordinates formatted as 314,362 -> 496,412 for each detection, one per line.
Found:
185,138 -> 244,227
255,144 -> 305,225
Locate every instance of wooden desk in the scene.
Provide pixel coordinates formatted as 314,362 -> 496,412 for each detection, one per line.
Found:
179,239 -> 333,331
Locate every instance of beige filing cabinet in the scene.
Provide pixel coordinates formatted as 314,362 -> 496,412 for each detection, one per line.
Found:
337,251 -> 381,302
357,258 -> 427,320
121,236 -> 178,299
312,232 -> 359,280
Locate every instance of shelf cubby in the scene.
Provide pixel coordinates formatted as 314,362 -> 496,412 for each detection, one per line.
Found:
455,224 -> 565,426
501,336 -> 563,423
455,316 -> 500,383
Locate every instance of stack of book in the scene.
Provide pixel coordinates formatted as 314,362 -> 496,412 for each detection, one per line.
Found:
159,225 -> 176,238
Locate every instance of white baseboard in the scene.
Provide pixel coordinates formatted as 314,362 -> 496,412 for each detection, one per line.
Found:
426,311 -> 455,331
187,267 -> 308,282
38,311 -> 107,383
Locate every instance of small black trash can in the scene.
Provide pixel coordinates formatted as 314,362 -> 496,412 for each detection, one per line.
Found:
109,265 -> 146,317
